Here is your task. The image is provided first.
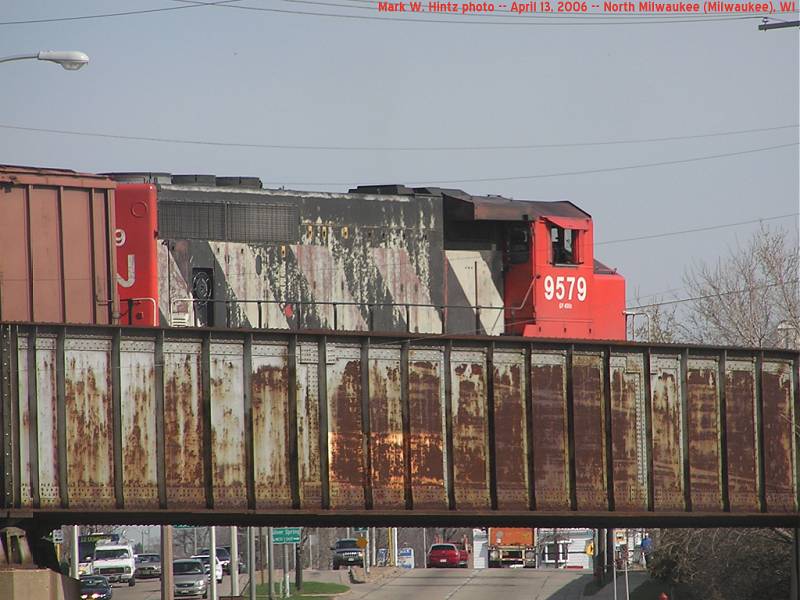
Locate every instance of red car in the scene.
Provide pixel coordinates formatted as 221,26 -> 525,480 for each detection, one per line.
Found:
427,543 -> 468,568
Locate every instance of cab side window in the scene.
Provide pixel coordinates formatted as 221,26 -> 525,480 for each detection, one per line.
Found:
551,226 -> 578,265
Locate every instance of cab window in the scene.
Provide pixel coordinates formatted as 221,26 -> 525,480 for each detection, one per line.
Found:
551,226 -> 579,265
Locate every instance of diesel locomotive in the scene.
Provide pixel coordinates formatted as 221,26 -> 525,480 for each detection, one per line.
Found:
109,173 -> 625,339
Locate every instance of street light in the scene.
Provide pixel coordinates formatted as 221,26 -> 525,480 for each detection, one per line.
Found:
0,50 -> 89,70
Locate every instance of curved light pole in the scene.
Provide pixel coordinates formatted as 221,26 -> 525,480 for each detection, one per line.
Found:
0,50 -> 89,70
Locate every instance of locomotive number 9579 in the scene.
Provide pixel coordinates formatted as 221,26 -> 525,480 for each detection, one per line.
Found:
543,275 -> 587,302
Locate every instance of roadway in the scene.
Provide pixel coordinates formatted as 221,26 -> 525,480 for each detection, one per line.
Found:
348,568 -> 650,600
108,569 -> 649,600
110,573 -> 246,600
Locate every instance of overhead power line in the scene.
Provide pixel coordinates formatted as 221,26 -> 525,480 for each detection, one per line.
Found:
195,0 -> 767,21
261,142 -> 798,186
627,278 -> 799,310
0,0 -> 242,26
597,212 -> 800,246
187,0 -> 762,24
0,122 -> 795,152
0,0 -> 789,28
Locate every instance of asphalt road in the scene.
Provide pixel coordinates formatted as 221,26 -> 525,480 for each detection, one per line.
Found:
103,568 -> 648,600
108,573 -> 247,600
348,568 -> 649,600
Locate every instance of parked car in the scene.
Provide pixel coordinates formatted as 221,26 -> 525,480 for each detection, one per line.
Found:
79,575 -> 113,600
192,554 -> 223,583
427,543 -> 468,568
331,539 -> 363,570
173,559 -> 208,598
199,546 -> 231,574
134,553 -> 162,579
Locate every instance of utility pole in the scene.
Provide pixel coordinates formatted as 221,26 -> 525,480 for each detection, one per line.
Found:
282,544 -> 290,598
248,528 -> 256,600
210,526 -> 217,600
422,529 -> 427,569
161,526 -> 174,600
268,527 -> 275,600
70,526 -> 79,579
231,526 -> 239,597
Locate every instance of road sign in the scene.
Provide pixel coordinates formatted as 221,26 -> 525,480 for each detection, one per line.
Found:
356,537 -> 368,549
272,527 -> 302,544
398,547 -> 415,569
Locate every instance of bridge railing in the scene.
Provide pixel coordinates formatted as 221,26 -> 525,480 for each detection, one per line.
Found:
0,323 -> 798,527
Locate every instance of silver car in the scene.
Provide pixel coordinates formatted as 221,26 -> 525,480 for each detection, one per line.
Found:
173,559 -> 207,598
134,553 -> 162,579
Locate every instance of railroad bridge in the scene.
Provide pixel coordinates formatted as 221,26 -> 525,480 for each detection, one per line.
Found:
1,323 -> 798,531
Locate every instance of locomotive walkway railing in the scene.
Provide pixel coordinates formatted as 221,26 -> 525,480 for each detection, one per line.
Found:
164,297 -> 515,335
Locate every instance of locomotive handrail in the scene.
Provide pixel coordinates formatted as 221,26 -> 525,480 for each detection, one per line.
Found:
167,297 -> 515,335
123,297 -> 158,326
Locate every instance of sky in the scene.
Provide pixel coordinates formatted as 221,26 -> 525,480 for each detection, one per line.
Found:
1,0 -> 798,310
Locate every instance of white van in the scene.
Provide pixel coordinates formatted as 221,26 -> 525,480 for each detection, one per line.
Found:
92,544 -> 136,586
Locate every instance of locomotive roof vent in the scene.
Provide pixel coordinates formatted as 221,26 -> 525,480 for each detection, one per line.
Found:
171,174 -> 217,186
348,184 -> 415,196
216,176 -> 263,189
103,172 -> 173,185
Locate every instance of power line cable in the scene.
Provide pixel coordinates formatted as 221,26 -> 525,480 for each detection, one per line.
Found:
0,122 -> 794,152
0,0 -> 242,26
627,278 -> 799,310
195,0 -> 769,21
190,0 -> 764,24
260,142 -> 798,186
0,0 -> 759,27
597,212 -> 800,246
277,0 -> 791,17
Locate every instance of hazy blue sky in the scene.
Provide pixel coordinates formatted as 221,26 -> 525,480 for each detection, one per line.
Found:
1,1 -> 797,309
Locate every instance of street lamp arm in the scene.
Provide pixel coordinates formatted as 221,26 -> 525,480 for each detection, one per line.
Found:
0,53 -> 39,64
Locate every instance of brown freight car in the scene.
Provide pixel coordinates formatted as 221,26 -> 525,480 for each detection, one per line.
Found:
0,165 -> 118,324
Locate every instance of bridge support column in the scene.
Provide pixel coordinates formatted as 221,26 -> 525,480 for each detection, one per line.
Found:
161,525 -> 173,600
606,529 -> 615,584
594,529 -> 606,584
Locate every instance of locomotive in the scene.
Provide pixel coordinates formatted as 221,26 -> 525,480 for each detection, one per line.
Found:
109,173 -> 626,339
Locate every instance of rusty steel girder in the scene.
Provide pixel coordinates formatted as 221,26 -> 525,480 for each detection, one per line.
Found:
1,323 -> 798,527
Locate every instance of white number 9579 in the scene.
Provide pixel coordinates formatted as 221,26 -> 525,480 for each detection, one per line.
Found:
543,275 -> 586,302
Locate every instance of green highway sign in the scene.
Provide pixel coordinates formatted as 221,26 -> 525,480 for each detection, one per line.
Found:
273,527 -> 302,544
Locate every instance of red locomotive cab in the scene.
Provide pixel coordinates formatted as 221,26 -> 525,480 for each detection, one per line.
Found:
115,184 -> 159,326
504,214 -> 625,340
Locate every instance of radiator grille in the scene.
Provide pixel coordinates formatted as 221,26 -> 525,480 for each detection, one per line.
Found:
159,202 -> 298,242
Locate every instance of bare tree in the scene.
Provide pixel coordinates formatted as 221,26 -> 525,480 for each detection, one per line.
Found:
649,528 -> 792,600
682,225 -> 799,348
637,226 -> 799,598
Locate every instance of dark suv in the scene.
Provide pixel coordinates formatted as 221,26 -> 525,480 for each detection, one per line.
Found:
331,539 -> 363,570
